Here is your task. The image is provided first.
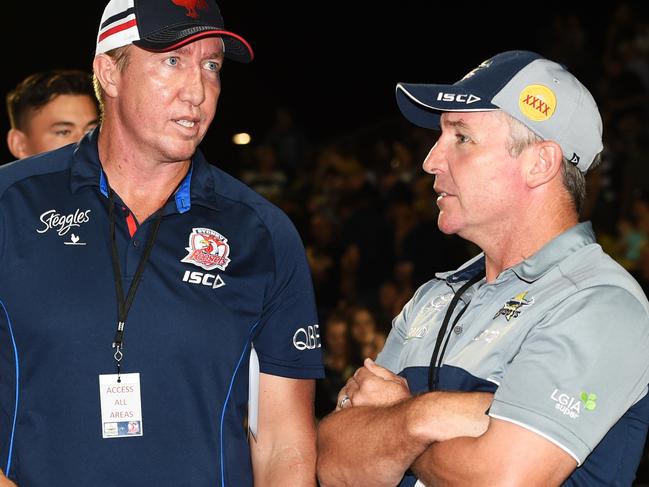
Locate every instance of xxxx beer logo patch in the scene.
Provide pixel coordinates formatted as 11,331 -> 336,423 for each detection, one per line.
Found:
181,227 -> 231,271
518,84 -> 556,122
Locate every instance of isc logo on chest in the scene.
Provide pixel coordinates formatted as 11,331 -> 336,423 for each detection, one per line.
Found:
182,270 -> 226,289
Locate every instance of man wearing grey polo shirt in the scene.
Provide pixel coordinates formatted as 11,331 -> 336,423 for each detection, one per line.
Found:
317,50 -> 649,486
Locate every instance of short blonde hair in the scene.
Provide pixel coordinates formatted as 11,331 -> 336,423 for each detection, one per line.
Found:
92,45 -> 131,121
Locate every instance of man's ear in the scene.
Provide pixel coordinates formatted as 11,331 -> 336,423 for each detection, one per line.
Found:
93,54 -> 120,99
7,128 -> 30,160
526,141 -> 563,188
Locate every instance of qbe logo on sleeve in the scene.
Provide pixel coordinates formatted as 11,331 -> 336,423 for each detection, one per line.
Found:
293,325 -> 321,350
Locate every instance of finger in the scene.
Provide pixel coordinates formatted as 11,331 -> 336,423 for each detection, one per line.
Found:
344,375 -> 357,390
351,367 -> 380,389
336,377 -> 358,407
363,358 -> 398,380
335,389 -> 347,412
345,377 -> 359,398
338,394 -> 351,410
336,384 -> 355,411
353,366 -> 371,381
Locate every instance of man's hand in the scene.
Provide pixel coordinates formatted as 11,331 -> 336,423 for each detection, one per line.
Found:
337,358 -> 410,410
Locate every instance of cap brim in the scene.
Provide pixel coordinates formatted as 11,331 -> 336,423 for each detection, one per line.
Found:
134,27 -> 253,63
396,83 -> 497,129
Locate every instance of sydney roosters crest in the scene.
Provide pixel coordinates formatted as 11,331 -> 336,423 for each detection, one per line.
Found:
171,0 -> 208,19
181,227 -> 231,271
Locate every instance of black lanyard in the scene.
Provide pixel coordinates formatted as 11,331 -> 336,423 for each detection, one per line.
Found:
108,189 -> 163,382
427,272 -> 484,391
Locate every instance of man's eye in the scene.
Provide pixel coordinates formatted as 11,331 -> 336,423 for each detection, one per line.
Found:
166,57 -> 179,66
456,134 -> 470,144
204,61 -> 220,72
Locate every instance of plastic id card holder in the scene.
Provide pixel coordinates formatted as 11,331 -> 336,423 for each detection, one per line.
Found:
99,373 -> 143,438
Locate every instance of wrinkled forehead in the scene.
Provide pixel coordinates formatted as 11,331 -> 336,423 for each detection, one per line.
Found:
439,110 -> 505,128
161,36 -> 226,58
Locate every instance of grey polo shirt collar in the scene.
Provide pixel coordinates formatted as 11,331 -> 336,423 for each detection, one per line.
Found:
435,222 -> 596,287
510,222 -> 596,283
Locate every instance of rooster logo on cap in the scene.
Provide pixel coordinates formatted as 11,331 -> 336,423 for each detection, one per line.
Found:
171,0 -> 209,19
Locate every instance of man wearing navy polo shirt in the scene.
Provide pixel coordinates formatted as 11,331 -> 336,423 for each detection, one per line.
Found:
0,0 -> 323,485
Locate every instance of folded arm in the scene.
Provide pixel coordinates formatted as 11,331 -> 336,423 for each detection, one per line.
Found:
412,416 -> 577,486
316,359 -> 492,487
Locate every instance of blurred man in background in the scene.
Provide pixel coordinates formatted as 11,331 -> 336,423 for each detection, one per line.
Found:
6,69 -> 99,159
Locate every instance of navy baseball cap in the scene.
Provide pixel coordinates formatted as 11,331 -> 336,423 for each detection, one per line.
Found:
396,50 -> 603,172
96,0 -> 253,63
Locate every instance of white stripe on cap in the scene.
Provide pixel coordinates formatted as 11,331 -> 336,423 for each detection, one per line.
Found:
96,0 -> 140,55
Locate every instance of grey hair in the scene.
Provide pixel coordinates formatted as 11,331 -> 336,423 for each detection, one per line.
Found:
502,112 -> 588,214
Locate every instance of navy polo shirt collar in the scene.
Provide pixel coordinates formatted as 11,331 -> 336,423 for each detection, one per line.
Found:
435,253 -> 486,293
69,128 -> 220,214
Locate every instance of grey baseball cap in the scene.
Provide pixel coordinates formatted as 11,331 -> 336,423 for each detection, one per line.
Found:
395,50 -> 603,172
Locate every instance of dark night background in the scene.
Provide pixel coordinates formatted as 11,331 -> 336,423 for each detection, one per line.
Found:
0,2 -> 622,168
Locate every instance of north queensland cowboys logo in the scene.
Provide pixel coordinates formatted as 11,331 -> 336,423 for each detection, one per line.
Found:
493,291 -> 534,321
181,228 -> 231,271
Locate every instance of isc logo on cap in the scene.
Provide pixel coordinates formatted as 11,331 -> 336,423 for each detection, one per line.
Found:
436,92 -> 481,104
518,84 -> 556,122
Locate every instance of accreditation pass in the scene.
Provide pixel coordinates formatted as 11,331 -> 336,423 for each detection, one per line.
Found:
99,373 -> 143,438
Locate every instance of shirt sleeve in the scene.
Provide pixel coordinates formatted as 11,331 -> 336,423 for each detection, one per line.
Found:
376,284 -> 427,373
489,285 -> 649,464
252,211 -> 324,379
